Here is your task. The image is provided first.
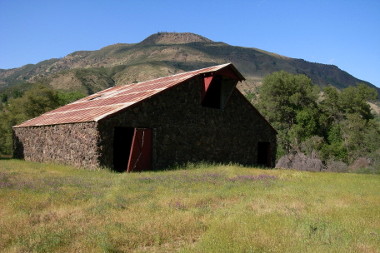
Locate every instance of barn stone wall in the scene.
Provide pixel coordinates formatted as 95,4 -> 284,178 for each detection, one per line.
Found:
98,76 -> 277,170
13,122 -> 100,169
13,75 -> 276,171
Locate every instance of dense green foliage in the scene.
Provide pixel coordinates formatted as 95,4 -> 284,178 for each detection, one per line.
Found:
256,71 -> 380,169
0,161 -> 379,252
257,71 -> 319,154
0,85 -> 85,155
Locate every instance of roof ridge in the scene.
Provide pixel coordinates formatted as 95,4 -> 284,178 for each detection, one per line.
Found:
121,62 -> 232,87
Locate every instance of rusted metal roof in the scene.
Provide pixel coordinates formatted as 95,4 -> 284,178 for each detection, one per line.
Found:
15,63 -> 245,127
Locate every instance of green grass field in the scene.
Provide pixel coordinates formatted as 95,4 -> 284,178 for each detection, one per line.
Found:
0,160 -> 379,252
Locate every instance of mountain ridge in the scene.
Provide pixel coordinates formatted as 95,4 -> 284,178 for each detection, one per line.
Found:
0,32 -> 377,96
139,32 -> 213,45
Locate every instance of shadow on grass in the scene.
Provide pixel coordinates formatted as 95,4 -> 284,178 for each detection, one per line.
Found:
0,156 -> 12,160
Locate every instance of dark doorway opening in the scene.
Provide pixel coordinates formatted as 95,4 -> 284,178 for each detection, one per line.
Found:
113,127 -> 134,172
113,127 -> 153,172
201,75 -> 237,109
257,142 -> 271,167
202,76 -> 222,108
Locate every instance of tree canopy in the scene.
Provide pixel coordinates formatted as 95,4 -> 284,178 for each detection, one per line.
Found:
256,71 -> 379,168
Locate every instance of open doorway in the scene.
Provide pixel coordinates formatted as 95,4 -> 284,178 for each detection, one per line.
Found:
113,127 -> 153,172
257,142 -> 271,167
201,75 -> 236,109
202,76 -> 222,108
113,127 -> 134,172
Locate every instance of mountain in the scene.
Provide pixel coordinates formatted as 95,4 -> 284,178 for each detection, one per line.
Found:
0,32 -> 377,96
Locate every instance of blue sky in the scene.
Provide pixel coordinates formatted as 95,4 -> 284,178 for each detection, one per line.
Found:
0,0 -> 379,87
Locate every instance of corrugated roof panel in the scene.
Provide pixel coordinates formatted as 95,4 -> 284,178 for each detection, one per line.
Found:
17,104 -> 125,126
15,63 -> 243,127
53,91 -> 156,113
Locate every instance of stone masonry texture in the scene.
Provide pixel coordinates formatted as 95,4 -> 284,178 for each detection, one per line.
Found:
13,122 -> 100,169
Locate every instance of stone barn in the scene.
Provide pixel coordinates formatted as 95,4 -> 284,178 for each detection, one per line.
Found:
13,63 -> 277,172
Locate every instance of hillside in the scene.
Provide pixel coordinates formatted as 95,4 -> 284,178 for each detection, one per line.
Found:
1,160 -> 379,252
0,32 -> 377,96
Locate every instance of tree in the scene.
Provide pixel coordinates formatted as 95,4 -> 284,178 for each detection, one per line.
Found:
339,83 -> 377,120
257,71 -> 319,155
319,84 -> 378,163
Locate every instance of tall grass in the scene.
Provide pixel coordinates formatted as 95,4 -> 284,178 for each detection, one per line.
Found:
0,160 -> 379,252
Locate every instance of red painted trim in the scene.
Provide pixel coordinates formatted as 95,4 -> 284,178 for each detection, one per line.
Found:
202,76 -> 214,99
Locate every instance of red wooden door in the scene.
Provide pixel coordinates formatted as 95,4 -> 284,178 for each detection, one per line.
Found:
127,128 -> 152,172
